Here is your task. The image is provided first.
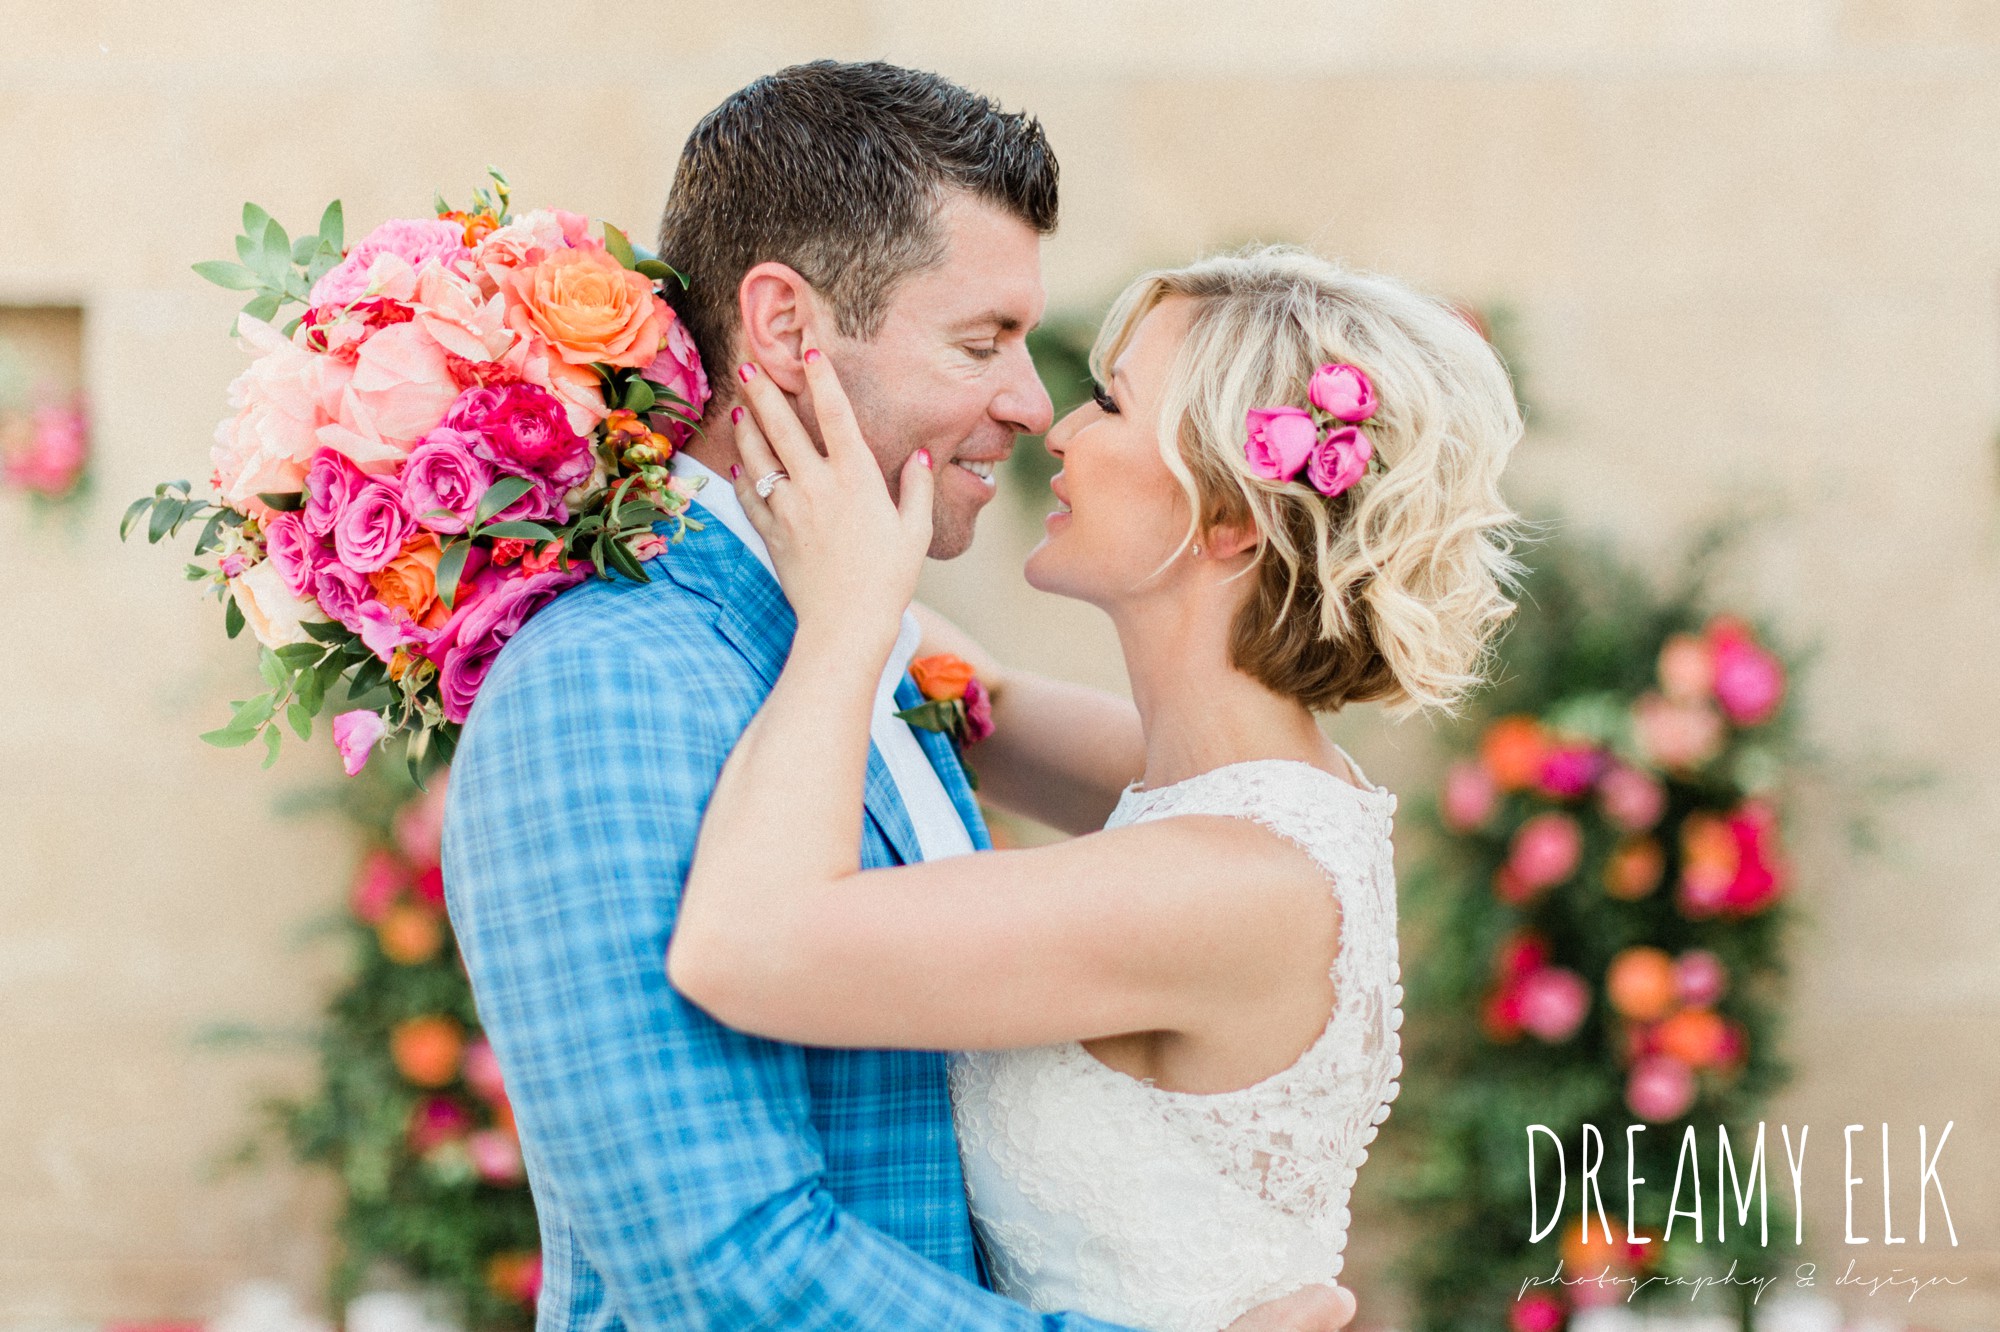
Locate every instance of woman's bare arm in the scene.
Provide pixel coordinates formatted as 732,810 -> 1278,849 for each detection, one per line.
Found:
911,603 -> 1143,835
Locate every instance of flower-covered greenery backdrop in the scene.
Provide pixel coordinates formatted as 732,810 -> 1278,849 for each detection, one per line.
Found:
1378,527 -> 1808,1332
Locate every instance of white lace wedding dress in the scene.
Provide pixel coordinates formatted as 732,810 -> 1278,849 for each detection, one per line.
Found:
950,751 -> 1403,1332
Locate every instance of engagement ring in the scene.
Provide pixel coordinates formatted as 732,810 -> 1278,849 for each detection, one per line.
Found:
754,469 -> 788,499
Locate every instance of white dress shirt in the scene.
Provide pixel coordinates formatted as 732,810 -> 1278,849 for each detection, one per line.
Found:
670,455 -> 975,863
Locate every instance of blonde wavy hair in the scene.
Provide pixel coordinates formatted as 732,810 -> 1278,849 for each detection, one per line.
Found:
1092,246 -> 1527,719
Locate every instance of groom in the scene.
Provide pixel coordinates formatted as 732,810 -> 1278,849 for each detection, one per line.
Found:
444,62 -> 1356,1332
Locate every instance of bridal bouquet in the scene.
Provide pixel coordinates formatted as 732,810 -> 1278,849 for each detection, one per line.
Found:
125,173 -> 710,776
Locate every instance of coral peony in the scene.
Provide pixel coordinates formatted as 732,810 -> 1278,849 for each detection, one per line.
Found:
391,1015 -> 464,1088
1656,633 -> 1714,702
1606,947 -> 1677,1021
1480,716 -> 1547,790
1603,837 -> 1665,900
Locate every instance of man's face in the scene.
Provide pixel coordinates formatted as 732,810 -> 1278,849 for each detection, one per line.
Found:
823,194 -> 1052,559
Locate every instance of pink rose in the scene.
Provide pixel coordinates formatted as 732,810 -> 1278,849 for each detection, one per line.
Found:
437,565 -> 587,723
1507,811 -> 1583,892
962,677 -> 995,745
1510,1293 -> 1566,1332
303,449 -> 366,538
1708,617 -> 1785,726
1308,363 -> 1378,422
1306,425 -> 1373,498
310,218 -> 471,310
403,428 -> 496,534
641,315 -> 711,445
5,402 -> 88,496
468,1129 -> 525,1184
317,322 -> 461,464
1243,407 -> 1316,481
1632,692 -> 1724,771
355,598 -> 424,663
313,560 -> 373,632
1673,950 -> 1729,1007
1441,759 -> 1499,832
1625,1054 -> 1696,1123
261,510 -> 325,599
1596,763 -> 1666,831
333,478 -> 414,574
462,1035 -> 508,1104
1534,744 -> 1603,799
333,708 -> 389,777
407,1095 -> 473,1153
1517,966 -> 1590,1043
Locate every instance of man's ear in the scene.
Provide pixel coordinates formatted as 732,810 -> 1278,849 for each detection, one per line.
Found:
737,262 -> 825,394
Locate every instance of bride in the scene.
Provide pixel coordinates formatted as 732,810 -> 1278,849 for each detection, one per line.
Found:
668,246 -> 1523,1331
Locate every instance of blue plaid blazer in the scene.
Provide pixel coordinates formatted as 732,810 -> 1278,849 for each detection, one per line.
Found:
442,511 -> 1131,1332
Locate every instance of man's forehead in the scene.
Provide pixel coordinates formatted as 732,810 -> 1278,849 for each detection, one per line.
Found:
895,194 -> 1046,326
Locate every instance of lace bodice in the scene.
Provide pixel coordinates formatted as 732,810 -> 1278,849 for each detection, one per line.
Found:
950,751 -> 1403,1332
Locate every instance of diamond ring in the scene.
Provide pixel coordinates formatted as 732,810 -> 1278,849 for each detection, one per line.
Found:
753,469 -> 788,500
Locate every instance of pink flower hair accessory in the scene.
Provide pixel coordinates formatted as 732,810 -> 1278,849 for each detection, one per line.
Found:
1243,362 -> 1384,498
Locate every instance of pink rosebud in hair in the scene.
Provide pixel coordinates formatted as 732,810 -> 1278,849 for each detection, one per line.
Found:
1306,425 -> 1374,497
1243,407 -> 1317,480
1308,363 -> 1378,422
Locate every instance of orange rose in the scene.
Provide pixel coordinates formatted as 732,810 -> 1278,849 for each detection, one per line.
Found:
378,902 -> 444,965
910,653 -> 977,702
1479,715 -> 1547,791
504,247 -> 666,369
391,1015 -> 464,1088
370,534 -> 449,630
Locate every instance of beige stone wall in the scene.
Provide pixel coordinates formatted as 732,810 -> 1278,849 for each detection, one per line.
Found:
3,2 -> 1996,1327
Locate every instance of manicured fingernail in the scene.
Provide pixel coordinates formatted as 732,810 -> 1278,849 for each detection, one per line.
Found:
730,464 -> 741,480
916,448 -> 932,469
737,363 -> 758,383
804,347 -> 821,365
730,406 -> 744,424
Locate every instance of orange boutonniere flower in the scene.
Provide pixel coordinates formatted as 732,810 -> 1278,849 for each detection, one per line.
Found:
897,654 -> 994,783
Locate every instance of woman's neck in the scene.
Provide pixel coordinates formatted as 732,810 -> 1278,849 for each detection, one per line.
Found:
1108,579 -> 1337,791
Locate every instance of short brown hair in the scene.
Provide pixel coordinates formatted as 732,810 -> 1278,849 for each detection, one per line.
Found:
658,61 -> 1059,390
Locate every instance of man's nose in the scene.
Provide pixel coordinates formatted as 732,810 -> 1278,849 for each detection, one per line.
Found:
994,342 -> 1055,437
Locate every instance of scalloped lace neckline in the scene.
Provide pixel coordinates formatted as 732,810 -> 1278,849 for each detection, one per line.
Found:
1118,748 -> 1393,810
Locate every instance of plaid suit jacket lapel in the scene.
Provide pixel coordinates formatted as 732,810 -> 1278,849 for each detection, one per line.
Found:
895,674 -> 993,852
655,516 -> 927,867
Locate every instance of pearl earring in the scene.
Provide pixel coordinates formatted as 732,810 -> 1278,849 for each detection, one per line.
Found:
1191,544 -> 1202,556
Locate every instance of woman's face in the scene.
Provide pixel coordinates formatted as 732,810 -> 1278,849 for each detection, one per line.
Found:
1024,297 -> 1199,609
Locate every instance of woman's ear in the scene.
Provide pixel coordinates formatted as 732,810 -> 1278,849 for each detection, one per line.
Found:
737,262 -> 826,394
1202,516 -> 1261,561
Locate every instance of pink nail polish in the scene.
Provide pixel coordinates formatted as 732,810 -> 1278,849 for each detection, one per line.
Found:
737,363 -> 757,383
804,348 -> 821,365
916,448 -> 932,469
731,406 -> 744,425
730,464 -> 741,480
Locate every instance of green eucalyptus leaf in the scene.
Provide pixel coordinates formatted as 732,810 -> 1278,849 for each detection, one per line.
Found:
193,260 -> 261,291
287,700 -> 313,741
242,202 -> 272,237
473,475 -> 533,527
240,291 -> 283,324
201,723 -> 259,749
601,223 -> 638,271
261,724 -> 283,769
622,378 -> 656,414
317,200 -> 343,252
480,520 -> 556,541
435,541 -> 471,609
258,650 -> 287,689
235,232 -> 259,268
119,496 -> 153,541
256,490 -> 306,512
290,235 -> 318,266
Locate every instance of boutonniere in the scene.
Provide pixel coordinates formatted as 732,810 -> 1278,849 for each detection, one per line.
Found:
897,653 -> 995,786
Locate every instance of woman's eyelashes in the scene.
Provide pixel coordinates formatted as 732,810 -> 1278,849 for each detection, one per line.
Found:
1091,381 -> 1120,414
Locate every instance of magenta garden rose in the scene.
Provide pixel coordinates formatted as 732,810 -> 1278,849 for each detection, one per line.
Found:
333,477 -> 416,574
442,382 -> 593,518
1305,425 -> 1373,498
1307,362 -> 1378,422
1243,407 -> 1318,480
439,564 -> 588,724
402,428 -> 495,534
